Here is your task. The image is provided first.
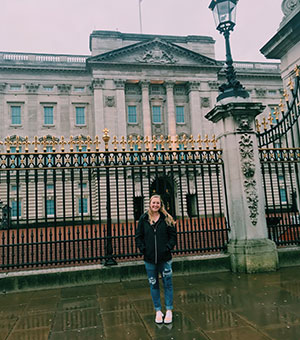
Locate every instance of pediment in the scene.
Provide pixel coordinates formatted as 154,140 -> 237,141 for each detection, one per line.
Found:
87,38 -> 220,68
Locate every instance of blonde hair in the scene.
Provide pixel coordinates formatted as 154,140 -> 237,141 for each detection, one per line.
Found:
148,194 -> 176,226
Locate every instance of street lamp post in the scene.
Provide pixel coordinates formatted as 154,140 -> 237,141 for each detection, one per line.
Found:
209,0 -> 249,101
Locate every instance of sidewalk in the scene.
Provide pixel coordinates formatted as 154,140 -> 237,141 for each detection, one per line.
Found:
0,267 -> 300,339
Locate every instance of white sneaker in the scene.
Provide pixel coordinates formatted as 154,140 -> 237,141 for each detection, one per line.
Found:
164,310 -> 172,324
155,311 -> 164,324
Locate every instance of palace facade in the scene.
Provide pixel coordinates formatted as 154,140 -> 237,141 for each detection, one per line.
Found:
0,30 -> 283,147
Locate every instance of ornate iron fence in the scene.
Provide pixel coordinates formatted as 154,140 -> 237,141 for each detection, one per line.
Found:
0,133 -> 230,270
257,65 -> 300,246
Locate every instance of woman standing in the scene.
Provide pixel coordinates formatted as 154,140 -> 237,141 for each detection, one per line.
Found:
135,195 -> 177,324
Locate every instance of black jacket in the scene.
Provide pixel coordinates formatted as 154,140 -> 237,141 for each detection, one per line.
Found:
135,212 -> 177,264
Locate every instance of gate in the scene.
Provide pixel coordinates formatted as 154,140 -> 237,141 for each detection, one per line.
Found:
257,65 -> 300,245
0,133 -> 230,270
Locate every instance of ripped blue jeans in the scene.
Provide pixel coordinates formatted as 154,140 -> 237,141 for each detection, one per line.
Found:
144,260 -> 173,311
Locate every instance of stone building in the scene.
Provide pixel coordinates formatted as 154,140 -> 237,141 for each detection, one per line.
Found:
0,30 -> 285,223
0,30 -> 283,146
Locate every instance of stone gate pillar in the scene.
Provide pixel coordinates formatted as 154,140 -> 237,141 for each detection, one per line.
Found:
206,98 -> 279,273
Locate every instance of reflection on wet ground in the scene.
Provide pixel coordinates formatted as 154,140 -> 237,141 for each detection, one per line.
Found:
1,267 -> 300,339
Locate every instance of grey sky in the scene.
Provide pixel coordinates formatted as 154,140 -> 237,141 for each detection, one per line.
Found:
0,0 -> 283,62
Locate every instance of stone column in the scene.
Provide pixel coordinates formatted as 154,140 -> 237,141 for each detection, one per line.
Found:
206,98 -> 278,273
0,83 -> 7,141
141,81 -> 151,138
25,83 -> 40,139
92,79 -> 105,138
188,81 -> 201,137
165,81 -> 176,139
114,79 -> 127,139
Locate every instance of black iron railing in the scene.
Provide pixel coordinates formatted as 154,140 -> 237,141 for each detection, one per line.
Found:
0,134 -> 230,270
260,147 -> 300,246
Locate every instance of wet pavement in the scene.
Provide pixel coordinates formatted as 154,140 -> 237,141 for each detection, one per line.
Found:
1,267 -> 300,340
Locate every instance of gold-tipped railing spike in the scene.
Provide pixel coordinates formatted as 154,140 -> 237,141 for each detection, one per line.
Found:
59,136 -> 67,152
23,136 -> 30,152
268,112 -> 274,126
203,135 -> 210,149
174,135 -> 180,150
144,136 -> 150,151
102,128 -> 110,151
120,136 -> 126,151
274,107 -> 280,121
196,134 -> 202,150
211,135 -> 217,149
136,135 -> 142,150
152,135 -> 157,151
13,136 -> 22,152
255,119 -> 261,133
189,135 -> 195,150
295,64 -> 300,77
4,137 -> 12,152
112,136 -> 118,151
32,136 -> 40,152
159,135 -> 165,151
51,136 -> 58,152
94,135 -> 100,151
288,77 -> 294,91
279,99 -> 285,113
68,136 -> 75,152
283,89 -> 289,102
166,135 -> 172,150
86,136 -> 92,151
128,135 -> 135,150
76,135 -> 84,151
262,117 -> 268,130
181,134 -> 188,150
41,136 -> 49,152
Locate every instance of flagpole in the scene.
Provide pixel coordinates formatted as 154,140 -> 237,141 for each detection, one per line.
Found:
139,0 -> 143,33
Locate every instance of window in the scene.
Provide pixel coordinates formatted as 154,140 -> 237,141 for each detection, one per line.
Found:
78,197 -> 88,214
47,184 -> 54,191
128,106 -> 137,123
75,107 -> 85,125
46,199 -> 55,216
44,106 -> 54,125
10,85 -> 21,91
11,106 -> 21,125
186,194 -> 197,217
78,182 -> 87,189
11,200 -> 21,218
152,106 -> 162,124
43,86 -> 53,91
174,86 -> 186,96
176,106 -> 185,123
150,85 -> 163,95
11,185 -> 19,192
74,86 -> 85,92
280,188 -> 287,204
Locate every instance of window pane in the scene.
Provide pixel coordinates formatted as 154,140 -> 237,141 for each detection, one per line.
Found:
152,106 -> 161,123
280,188 -> 287,203
12,200 -> 21,217
176,106 -> 185,123
128,106 -> 137,123
79,198 -> 88,214
44,106 -> 54,125
76,107 -> 85,125
46,199 -> 55,216
11,106 -> 21,125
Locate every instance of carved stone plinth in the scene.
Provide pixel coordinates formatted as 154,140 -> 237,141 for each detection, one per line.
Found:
206,98 -> 279,273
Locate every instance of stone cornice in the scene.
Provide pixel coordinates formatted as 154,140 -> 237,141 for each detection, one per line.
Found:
260,9 -> 300,59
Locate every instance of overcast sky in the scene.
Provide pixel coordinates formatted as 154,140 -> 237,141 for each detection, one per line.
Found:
0,0 -> 283,62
